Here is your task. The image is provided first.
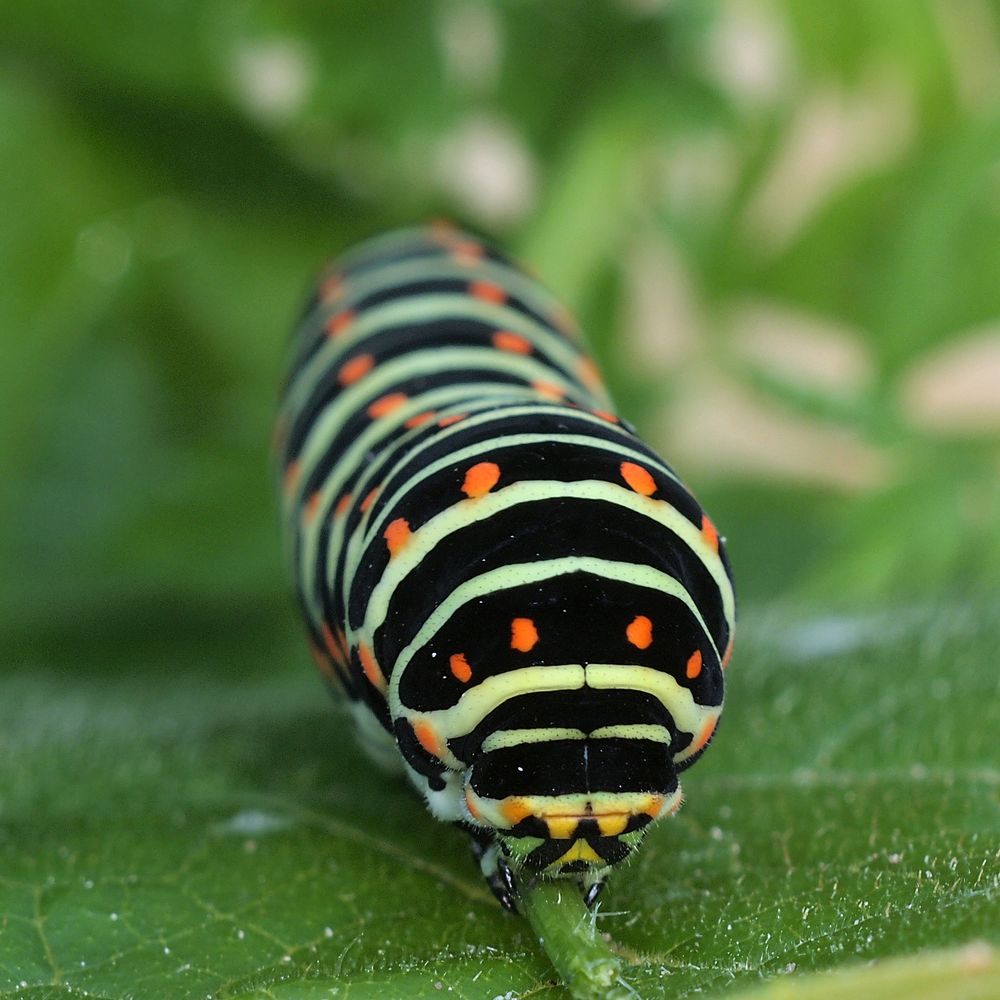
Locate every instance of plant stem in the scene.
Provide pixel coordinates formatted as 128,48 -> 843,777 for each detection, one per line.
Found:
520,880 -> 635,1000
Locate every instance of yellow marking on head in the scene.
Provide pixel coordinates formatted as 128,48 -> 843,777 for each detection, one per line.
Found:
552,839 -> 603,867
596,813 -> 630,837
546,816 -> 578,840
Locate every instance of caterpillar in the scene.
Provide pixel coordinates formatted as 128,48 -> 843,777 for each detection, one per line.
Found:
275,224 -> 735,910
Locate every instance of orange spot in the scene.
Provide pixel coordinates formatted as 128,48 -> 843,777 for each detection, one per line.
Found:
722,638 -> 734,670
358,643 -> 387,693
427,218 -> 458,242
470,280 -> 506,304
405,411 -> 435,428
620,461 -> 656,497
384,517 -> 412,557
338,353 -> 375,386
577,356 -> 603,392
643,794 -> 665,819
413,719 -> 444,759
367,393 -> 408,419
438,412 -> 467,427
359,487 -> 379,513
321,622 -> 344,662
465,787 -> 482,821
701,515 -> 719,553
500,798 -> 533,826
532,381 -> 564,400
626,615 -> 653,650
282,460 -> 302,499
510,617 -> 539,653
492,331 -> 532,355
550,303 -> 577,335
462,461 -> 501,499
451,240 -> 484,267
593,409 -> 619,423
319,274 -> 344,303
326,309 -> 355,338
686,649 -> 703,679
450,652 -> 472,683
693,717 -> 717,754
334,493 -> 352,517
303,491 -> 322,524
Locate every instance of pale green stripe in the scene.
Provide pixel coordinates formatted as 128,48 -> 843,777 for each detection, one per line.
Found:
481,727 -> 586,754
290,347 -> 587,511
282,293 -> 601,423
414,663 -> 708,742
364,481 -> 734,664
385,555 -> 719,722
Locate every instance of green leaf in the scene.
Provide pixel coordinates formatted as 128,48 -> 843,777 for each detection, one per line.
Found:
2,597 -> 997,999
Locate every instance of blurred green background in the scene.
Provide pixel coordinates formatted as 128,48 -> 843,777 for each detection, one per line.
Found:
3,0 -> 1000,670
2,3 -> 1000,997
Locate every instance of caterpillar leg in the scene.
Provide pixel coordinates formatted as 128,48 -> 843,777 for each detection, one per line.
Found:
461,823 -> 519,912
582,879 -> 606,908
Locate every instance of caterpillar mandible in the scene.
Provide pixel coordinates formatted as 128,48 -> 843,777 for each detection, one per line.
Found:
275,224 -> 735,910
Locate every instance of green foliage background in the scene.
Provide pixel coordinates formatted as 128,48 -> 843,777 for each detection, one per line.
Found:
1,2 -> 998,997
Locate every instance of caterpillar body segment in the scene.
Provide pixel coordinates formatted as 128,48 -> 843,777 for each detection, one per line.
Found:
276,224 -> 736,909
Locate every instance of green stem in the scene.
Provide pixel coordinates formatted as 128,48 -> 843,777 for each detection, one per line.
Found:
520,880 -> 634,1000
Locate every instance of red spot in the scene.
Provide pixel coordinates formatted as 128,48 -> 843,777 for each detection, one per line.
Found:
438,413 -> 467,427
303,491 -> 322,524
452,240 -> 485,267
532,381 -> 564,400
722,638 -> 734,670
626,615 -> 653,650
465,787 -> 482,820
405,411 -> 435,428
510,618 -> 539,653
692,717 -> 717,754
450,652 -> 472,683
576,356 -> 603,392
686,649 -> 703,679
413,720 -> 444,759
334,493 -> 353,518
550,303 -> 577,335
359,487 -> 380,513
701,515 -> 719,553
319,274 -> 344,303
358,643 -> 387,693
338,353 -> 375,386
367,393 -> 408,419
620,461 -> 656,497
321,622 -> 345,663
492,331 -> 532,355
462,461 -> 501,499
427,218 -> 458,243
326,309 -> 355,338
384,517 -> 411,557
282,460 -> 302,499
470,280 -> 506,305
593,409 -> 619,423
